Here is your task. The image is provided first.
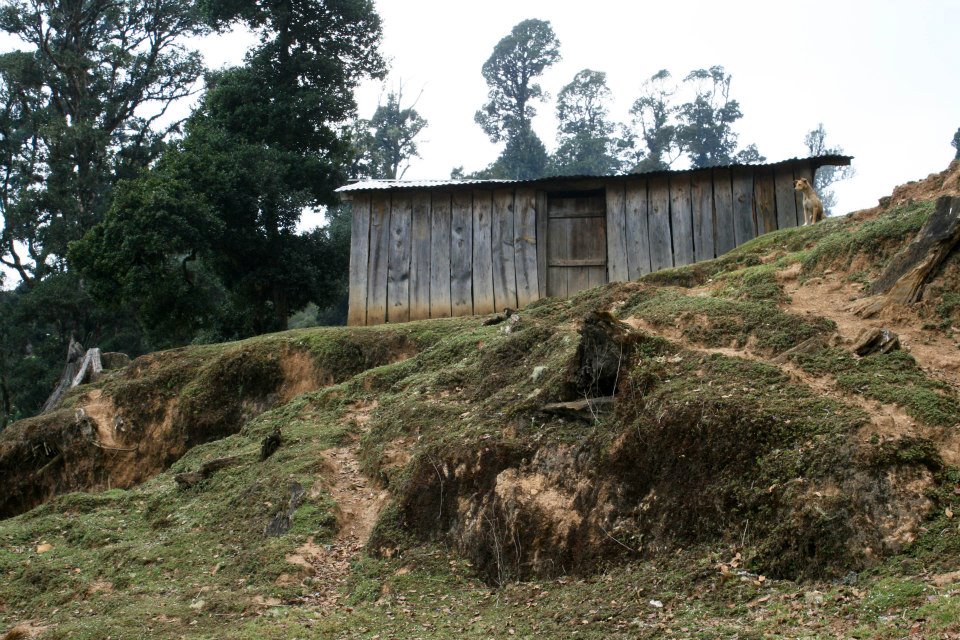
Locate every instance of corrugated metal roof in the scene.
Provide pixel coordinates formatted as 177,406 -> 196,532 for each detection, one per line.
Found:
336,178 -> 516,193
336,155 -> 853,194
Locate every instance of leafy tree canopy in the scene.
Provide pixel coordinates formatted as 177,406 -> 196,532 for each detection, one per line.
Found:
0,0 -> 206,286
549,69 -> 621,176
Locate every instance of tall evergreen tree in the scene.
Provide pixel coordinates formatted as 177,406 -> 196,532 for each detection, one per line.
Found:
952,127 -> 960,161
549,69 -> 620,176
474,19 -> 560,179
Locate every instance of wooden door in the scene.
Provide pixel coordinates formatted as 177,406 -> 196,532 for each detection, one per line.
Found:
546,191 -> 608,298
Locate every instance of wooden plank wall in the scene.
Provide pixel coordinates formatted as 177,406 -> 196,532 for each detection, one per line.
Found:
347,161 -> 817,325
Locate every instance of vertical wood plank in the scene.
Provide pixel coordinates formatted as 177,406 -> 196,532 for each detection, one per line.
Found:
568,264 -> 589,296
366,194 -> 390,325
605,182 -> 629,282
430,192 -> 452,318
647,176 -> 673,271
690,172 -> 715,262
387,194 -> 412,323
753,168 -> 777,235
536,191 -> 548,299
347,194 -> 371,326
491,189 -> 518,311
450,191 -> 473,317
587,266 -> 606,288
669,174 -> 694,266
472,189 -> 495,314
713,168 -> 736,256
625,179 -> 651,279
794,163 -> 814,225
774,166 -> 799,230
732,169 -> 756,247
514,188 -> 539,308
409,192 -> 431,321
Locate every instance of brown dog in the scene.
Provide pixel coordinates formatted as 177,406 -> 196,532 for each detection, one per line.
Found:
794,177 -> 824,225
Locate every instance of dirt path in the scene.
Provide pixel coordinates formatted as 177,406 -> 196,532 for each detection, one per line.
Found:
291,402 -> 387,609
785,271 -> 960,387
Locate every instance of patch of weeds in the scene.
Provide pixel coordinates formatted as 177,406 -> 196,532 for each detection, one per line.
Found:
802,200 -> 935,274
620,287 -> 833,354
792,348 -> 960,427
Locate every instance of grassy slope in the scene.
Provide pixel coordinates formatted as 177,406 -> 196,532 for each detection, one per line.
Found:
2,199 -> 960,639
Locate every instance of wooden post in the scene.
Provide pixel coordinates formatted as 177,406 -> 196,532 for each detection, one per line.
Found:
387,194 -> 412,323
625,179 -> 651,279
647,176 -> 673,271
669,174 -> 694,266
605,182 -> 629,282
409,192 -> 431,321
713,168 -> 735,255
691,171 -> 715,262
472,189 -> 495,314
514,188 -> 539,308
347,194 -> 371,326
774,166 -> 798,230
450,191 -> 473,316
753,168 -> 777,235
366,194 -> 391,325
492,189 -> 518,311
732,168 -> 756,247
430,192 -> 452,318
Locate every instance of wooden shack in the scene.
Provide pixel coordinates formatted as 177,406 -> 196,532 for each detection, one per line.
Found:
338,155 -> 852,326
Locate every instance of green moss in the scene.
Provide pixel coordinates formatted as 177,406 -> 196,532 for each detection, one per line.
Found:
792,348 -> 960,427
620,287 -> 833,354
802,200 -> 934,274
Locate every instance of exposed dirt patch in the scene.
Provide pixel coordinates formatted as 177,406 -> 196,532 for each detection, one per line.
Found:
297,429 -> 388,608
279,351 -> 326,401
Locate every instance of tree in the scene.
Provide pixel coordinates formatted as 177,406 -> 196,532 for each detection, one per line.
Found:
804,123 -> 855,215
549,69 -> 620,176
952,127 -> 959,161
349,86 -> 428,180
627,69 -> 682,172
0,0 -> 206,287
676,66 -> 764,168
369,88 -> 427,180
73,0 -> 387,337
474,19 -> 560,179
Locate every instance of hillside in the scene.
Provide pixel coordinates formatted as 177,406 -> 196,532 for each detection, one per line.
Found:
2,163 -> 960,639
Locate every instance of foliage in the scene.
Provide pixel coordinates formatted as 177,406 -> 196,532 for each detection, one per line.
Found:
72,0 -> 385,339
348,85 -> 428,180
676,66 -> 765,168
805,123 -> 855,214
622,65 -> 763,172
0,0 -> 206,287
548,69 -> 622,176
627,69 -> 682,171
952,126 -> 959,160
473,19 -> 559,180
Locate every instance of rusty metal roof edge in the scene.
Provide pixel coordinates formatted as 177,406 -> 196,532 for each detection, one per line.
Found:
336,155 -> 854,193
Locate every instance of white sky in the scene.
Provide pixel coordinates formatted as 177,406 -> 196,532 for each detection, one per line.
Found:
2,0 -> 958,285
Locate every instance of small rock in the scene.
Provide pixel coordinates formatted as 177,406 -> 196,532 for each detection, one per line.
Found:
531,365 -> 547,382
648,599 -> 663,609
852,327 -> 900,356
36,543 -> 53,554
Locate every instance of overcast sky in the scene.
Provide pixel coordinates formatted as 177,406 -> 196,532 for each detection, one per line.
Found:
345,0 -> 958,216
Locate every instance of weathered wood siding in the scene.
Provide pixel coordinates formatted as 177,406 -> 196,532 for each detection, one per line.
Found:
346,160 -> 823,325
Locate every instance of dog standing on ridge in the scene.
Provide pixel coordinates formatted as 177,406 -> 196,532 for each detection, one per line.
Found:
794,177 -> 824,225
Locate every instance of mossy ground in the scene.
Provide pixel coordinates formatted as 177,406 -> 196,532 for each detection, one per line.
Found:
4,197 -> 960,638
